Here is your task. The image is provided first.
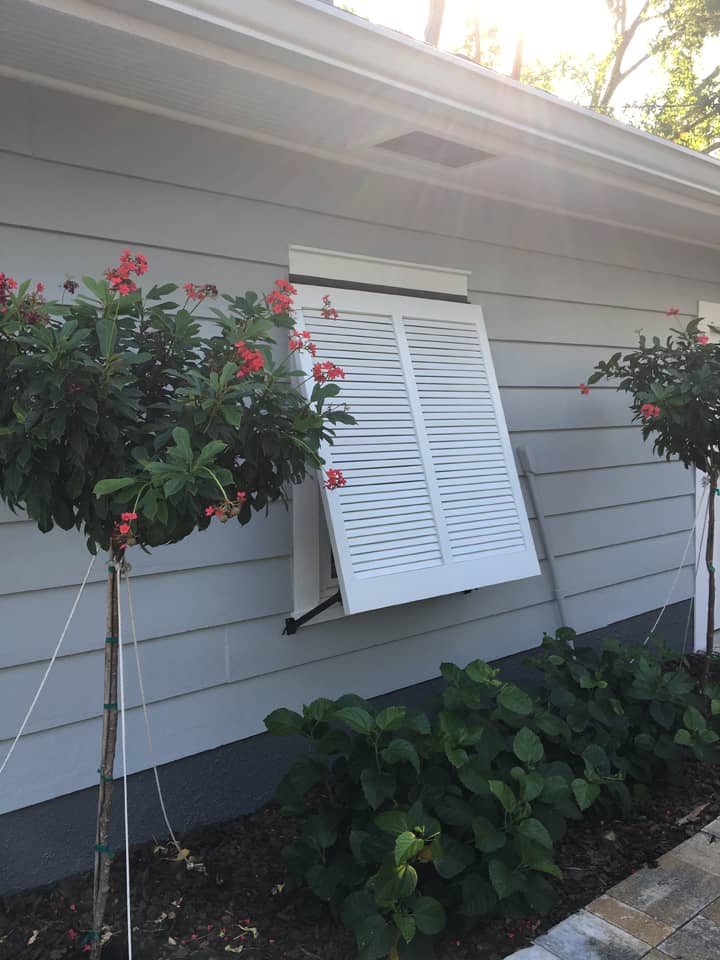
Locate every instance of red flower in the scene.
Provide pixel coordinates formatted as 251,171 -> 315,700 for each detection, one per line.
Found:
324,468 -> 346,490
0,272 -> 18,307
666,306 -> 680,316
579,383 -> 590,395
289,329 -> 317,356
697,334 -> 710,345
67,930 -> 78,941
234,341 -> 265,378
236,491 -> 247,502
204,505 -> 215,517
320,294 -> 339,321
117,522 -> 131,535
104,250 -> 148,294
36,282 -> 44,293
313,361 -> 345,383
121,512 -> 138,521
63,278 -> 79,295
265,280 -> 296,315
183,282 -> 218,301
640,403 -> 661,420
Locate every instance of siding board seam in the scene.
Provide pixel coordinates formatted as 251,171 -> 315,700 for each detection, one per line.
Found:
1,148 -> 719,287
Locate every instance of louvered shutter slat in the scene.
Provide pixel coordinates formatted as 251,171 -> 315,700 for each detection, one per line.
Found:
294,288 -> 539,614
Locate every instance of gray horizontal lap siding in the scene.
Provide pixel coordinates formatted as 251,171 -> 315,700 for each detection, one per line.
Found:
0,79 -> 714,815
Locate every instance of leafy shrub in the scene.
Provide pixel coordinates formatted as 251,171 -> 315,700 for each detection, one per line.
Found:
265,637 -> 720,959
529,630 -> 720,808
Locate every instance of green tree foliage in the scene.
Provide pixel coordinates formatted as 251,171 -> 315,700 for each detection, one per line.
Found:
0,258 -> 352,555
432,1 -> 720,154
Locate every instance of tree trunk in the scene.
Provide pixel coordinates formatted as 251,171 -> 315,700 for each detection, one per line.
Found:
706,470 -> 718,668
511,32 -> 524,81
91,560 -> 120,958
424,0 -> 446,46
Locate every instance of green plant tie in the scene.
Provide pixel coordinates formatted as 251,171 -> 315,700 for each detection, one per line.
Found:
94,844 -> 114,859
108,564 -> 116,573
97,768 -> 112,783
103,702 -> 117,710
80,931 -> 101,946
105,636 -> 118,645
711,565 -> 716,574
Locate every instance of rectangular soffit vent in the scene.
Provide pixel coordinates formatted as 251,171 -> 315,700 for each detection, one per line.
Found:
374,131 -> 495,168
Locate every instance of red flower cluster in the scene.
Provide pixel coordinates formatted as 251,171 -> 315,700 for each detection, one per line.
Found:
288,328 -> 317,356
320,294 -> 338,321
111,511 -> 138,551
183,282 -> 218,301
104,249 -> 148,296
235,341 -> 265,378
324,468 -> 346,490
63,278 -> 79,295
204,491 -> 247,521
697,334 -> 710,345
579,383 -> 590,395
0,272 -> 18,309
313,360 -> 345,383
640,403 -> 661,419
266,278 -> 297,315
666,306 -> 680,316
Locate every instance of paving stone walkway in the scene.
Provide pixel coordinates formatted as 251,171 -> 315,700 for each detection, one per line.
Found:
509,816 -> 720,959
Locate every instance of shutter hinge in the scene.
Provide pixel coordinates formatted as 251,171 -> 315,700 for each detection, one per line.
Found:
283,591 -> 342,635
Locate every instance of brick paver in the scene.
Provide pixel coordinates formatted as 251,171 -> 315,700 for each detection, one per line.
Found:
505,815 -> 720,959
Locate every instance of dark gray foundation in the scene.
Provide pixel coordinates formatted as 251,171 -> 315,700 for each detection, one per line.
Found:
0,599 -> 692,894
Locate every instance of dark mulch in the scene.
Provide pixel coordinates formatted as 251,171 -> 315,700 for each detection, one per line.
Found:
2,760 -> 720,960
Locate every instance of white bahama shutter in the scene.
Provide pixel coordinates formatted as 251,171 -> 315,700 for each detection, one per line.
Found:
292,285 -> 539,615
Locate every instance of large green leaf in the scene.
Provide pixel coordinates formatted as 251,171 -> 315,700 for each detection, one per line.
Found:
411,896 -> 446,935
488,860 -> 519,899
382,738 -> 421,774
432,836 -> 475,879
374,862 -> 418,902
513,726 -> 544,764
93,476 -> 137,496
335,706 -> 376,735
376,706 -> 408,731
515,817 -> 553,850
395,832 -> 425,865
497,685 -> 534,716
355,915 -> 396,960
571,778 -> 600,811
361,769 -> 396,809
264,708 -> 304,737
375,810 -> 411,836
394,913 -> 416,944
471,816 -> 506,853
489,780 -> 517,813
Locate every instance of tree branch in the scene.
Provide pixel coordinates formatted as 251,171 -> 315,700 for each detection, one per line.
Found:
597,0 -> 653,109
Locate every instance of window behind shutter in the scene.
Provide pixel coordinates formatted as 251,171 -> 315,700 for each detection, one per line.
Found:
294,287 -> 539,615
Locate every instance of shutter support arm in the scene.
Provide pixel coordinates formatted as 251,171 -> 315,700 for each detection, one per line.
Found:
283,591 -> 342,635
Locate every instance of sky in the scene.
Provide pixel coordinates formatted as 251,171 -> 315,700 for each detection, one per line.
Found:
342,0 -> 615,70
337,1 -> 676,113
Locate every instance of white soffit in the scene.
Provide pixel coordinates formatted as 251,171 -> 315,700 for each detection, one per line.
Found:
288,247 -> 469,299
4,0 -> 720,246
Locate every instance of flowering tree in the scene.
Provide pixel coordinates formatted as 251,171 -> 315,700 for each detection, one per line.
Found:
0,255 -> 351,952
584,313 -> 720,665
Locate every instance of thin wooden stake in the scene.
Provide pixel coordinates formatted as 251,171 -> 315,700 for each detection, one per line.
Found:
91,558 -> 120,958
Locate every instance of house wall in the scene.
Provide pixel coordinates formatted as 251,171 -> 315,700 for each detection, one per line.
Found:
1,79 -> 716,840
